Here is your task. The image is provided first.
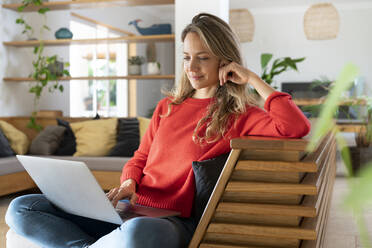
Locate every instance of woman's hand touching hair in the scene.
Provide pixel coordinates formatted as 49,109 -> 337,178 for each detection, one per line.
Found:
218,61 -> 254,86
219,61 -> 275,100
106,178 -> 138,208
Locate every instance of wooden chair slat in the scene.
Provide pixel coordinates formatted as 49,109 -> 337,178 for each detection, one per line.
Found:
206,223 -> 316,240
203,232 -> 300,248
215,202 -> 316,217
225,181 -> 317,195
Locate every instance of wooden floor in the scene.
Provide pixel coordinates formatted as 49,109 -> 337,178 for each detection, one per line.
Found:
0,178 -> 371,248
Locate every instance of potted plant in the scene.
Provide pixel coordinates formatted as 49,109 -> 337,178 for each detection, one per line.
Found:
128,56 -> 145,75
16,0 -> 70,131
146,43 -> 161,75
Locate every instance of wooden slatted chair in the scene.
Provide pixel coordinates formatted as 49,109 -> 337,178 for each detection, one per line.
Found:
189,132 -> 337,248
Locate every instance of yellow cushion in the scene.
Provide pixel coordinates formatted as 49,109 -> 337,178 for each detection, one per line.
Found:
70,118 -> 117,157
0,120 -> 29,155
137,117 -> 151,140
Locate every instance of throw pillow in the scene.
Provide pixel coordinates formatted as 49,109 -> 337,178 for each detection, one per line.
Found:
29,126 -> 66,155
0,120 -> 29,155
70,118 -> 118,157
191,153 -> 229,223
0,128 -> 15,157
137,117 -> 151,140
54,119 -> 76,156
108,118 -> 140,157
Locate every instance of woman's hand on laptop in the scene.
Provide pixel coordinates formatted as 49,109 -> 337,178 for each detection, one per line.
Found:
106,178 -> 138,208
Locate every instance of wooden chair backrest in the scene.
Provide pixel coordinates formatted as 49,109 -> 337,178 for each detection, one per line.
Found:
189,132 -> 337,248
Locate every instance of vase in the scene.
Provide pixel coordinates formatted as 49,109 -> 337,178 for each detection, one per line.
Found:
47,61 -> 64,77
128,65 -> 141,75
147,62 -> 161,75
55,28 -> 73,39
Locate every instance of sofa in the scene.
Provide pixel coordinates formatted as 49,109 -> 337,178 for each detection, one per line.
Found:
0,116 -> 148,197
0,115 -> 153,248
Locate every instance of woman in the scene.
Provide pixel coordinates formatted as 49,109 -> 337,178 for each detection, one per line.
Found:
6,13 -> 310,248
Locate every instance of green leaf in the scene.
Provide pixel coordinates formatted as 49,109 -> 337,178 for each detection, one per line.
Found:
293,57 -> 306,63
33,46 -> 39,54
38,7 -> 50,14
271,67 -> 286,77
260,53 -> 273,70
43,25 -> 50,31
17,6 -> 26,12
64,62 -> 70,67
63,70 -> 70,76
306,63 -> 360,152
16,18 -> 25,24
284,57 -> 298,71
59,85 -> 64,92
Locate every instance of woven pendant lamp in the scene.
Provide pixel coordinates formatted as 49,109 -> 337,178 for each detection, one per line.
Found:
229,8 -> 255,42
304,3 -> 340,40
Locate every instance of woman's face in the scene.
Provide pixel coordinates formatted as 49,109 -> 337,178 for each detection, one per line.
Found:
183,32 -> 220,94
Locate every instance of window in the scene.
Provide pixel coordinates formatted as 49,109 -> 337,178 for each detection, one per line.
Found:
69,20 -> 128,117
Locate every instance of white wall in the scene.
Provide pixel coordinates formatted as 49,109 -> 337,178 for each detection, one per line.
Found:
175,0 -> 229,83
0,4 -> 175,117
230,1 -> 372,95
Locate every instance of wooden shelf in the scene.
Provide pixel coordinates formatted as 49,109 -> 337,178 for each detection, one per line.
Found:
3,34 -> 175,47
293,98 -> 367,106
3,75 -> 175,82
2,0 -> 174,12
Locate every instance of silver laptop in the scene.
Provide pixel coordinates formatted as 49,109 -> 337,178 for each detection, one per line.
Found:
16,155 -> 180,225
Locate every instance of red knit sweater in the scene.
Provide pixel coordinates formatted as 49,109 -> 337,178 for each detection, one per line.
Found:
120,91 -> 311,217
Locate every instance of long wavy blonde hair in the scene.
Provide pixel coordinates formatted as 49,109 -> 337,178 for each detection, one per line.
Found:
163,13 -> 258,144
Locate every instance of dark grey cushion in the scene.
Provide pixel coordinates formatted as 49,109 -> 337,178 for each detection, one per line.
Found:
191,153 -> 229,223
109,118 -> 140,157
29,126 -> 66,155
0,129 -> 15,157
54,119 -> 76,156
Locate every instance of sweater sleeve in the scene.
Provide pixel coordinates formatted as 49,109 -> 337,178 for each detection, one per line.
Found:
120,98 -> 166,184
236,91 -> 311,138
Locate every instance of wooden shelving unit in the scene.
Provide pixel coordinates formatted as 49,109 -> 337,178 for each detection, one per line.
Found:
3,34 -> 175,47
3,75 -> 175,82
2,0 -> 174,12
2,0 -> 176,117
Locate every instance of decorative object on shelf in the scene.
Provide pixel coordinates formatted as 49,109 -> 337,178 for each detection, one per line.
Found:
128,56 -> 144,75
229,9 -> 254,42
146,43 -> 160,75
260,53 -> 305,88
304,3 -> 340,40
128,19 -> 171,35
55,27 -> 73,39
147,62 -> 161,75
47,59 -> 64,76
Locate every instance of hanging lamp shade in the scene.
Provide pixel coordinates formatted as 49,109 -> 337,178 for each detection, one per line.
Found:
229,9 -> 255,42
304,3 -> 340,40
